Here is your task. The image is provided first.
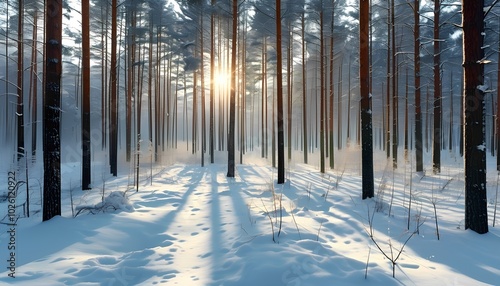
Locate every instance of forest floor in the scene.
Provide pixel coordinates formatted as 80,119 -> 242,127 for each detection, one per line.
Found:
1,150 -> 499,285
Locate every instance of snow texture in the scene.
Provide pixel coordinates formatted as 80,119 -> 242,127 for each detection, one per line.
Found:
1,158 -> 499,285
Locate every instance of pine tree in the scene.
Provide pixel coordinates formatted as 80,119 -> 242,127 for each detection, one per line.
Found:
227,0 -> 237,177
463,0 -> 488,234
82,0 -> 91,190
43,0 -> 63,221
360,0 -> 374,199
276,0 -> 285,183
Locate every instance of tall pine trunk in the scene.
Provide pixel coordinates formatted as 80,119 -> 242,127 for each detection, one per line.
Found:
360,0 -> 374,199
287,21 -> 292,162
43,0 -> 62,221
17,0 -> 24,161
329,9 -> 335,169
391,0 -> 398,169
200,12 -> 206,166
81,0 -> 91,190
227,0 -> 237,177
497,20 -> 500,170
29,10 -> 38,159
432,0 -> 442,173
4,0 -> 9,144
463,0 -> 488,234
210,1 -> 216,163
414,0 -> 423,172
319,10 -> 325,174
385,0 -> 391,159
301,12 -> 308,164
109,0 -> 118,176
276,0 -> 285,183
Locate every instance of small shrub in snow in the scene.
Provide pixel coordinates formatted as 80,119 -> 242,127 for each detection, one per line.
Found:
95,191 -> 134,212
75,191 -> 134,216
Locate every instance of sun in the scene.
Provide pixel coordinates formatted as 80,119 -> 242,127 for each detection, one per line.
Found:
215,72 -> 230,87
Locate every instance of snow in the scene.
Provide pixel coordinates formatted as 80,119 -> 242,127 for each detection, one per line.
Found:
1,155 -> 500,285
477,84 -> 489,93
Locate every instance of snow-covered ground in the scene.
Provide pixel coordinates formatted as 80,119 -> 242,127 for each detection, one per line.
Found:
1,150 -> 499,285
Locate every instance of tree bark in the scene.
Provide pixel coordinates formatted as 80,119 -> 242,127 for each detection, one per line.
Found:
227,0 -> 237,177
109,0 -> 118,176
319,9 -> 325,174
17,0 -> 24,161
301,12 -> 308,164
287,21 -> 292,162
210,1 -> 215,163
386,0 -> 391,159
43,0 -> 63,221
463,0 -> 488,234
4,0 -> 9,144
433,0 -> 441,173
391,0 -> 398,169
360,0 -> 374,199
29,10 -> 38,159
200,12 -> 206,167
276,0 -> 285,183
329,9 -> 335,169
82,0 -> 91,190
414,0 -> 423,172
497,20 -> 500,170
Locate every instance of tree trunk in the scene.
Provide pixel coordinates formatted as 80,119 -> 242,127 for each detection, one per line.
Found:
414,0 -> 423,172
319,10 -> 325,174
262,38 -> 267,158
29,10 -> 38,159
81,0 -> 91,190
4,0 -> 9,144
101,3 -> 109,149
347,55 -> 351,144
17,0 -> 24,161
433,0 -> 441,173
210,0 -> 216,163
329,9 -> 335,169
463,0 -> 488,234
272,81 -> 276,168
109,0 -> 118,176
125,10 -> 135,162
404,67 -> 409,158
386,0 -> 391,159
43,0 -> 63,221
426,87 -> 429,153
360,0 -> 374,199
148,21 -> 154,156
240,17 -> 247,164
301,12 -> 308,164
497,20 -> 500,170
391,0 -> 398,169
287,21 -> 292,162
200,12 -> 206,166
193,69 -> 198,154
338,58 -> 343,150
276,0 -> 285,183
227,0 -> 237,177
450,71 -> 454,151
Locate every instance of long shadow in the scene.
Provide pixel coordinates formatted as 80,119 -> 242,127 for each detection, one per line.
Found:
209,165 -> 269,284
0,164 -> 207,284
209,166 -> 223,283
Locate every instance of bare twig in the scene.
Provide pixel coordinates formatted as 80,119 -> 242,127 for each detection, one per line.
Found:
432,200 -> 440,240
260,198 -> 276,243
493,172 -> 499,227
316,221 -> 323,242
289,201 -> 301,239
